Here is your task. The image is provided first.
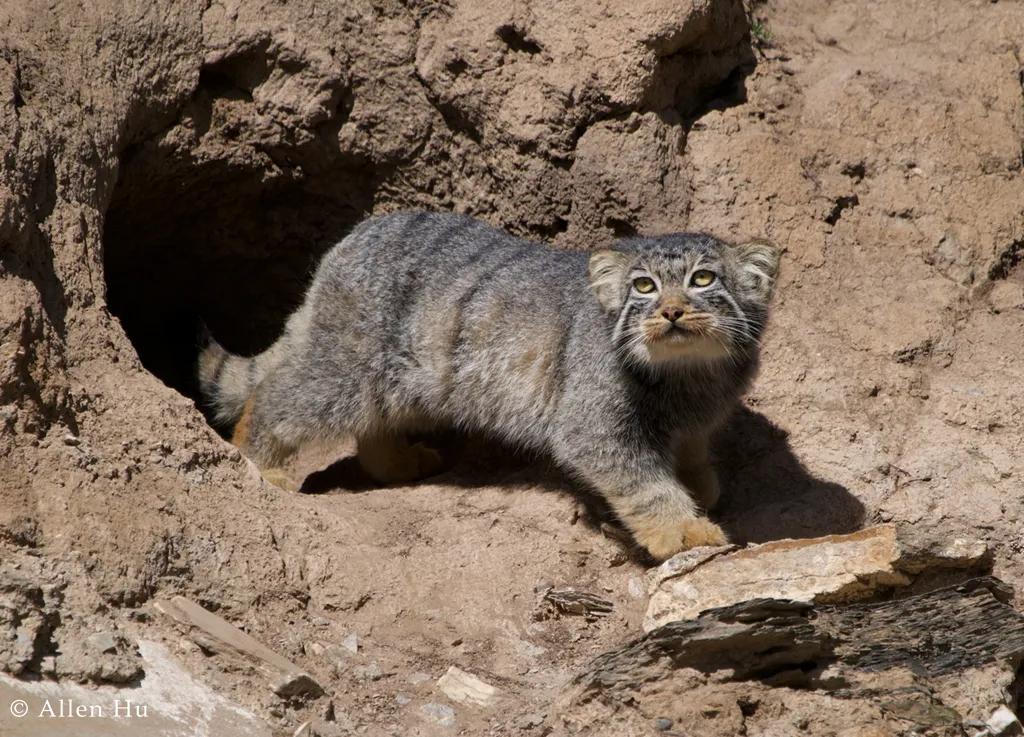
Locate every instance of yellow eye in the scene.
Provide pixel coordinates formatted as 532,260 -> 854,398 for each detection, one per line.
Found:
691,270 -> 716,287
632,277 -> 656,294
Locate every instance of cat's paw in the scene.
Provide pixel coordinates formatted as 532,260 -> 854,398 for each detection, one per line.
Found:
634,517 -> 729,561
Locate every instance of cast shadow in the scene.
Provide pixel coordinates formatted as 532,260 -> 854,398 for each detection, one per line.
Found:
299,432 -> 623,543
300,407 -> 866,549
301,432 -> 582,498
713,407 -> 866,544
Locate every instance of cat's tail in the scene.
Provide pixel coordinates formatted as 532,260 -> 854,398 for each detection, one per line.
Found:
196,326 -> 256,426
196,324 -> 289,426
197,303 -> 311,426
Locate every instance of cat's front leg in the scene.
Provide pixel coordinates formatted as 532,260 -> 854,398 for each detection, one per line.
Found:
559,427 -> 728,560
609,476 -> 729,560
676,433 -> 721,511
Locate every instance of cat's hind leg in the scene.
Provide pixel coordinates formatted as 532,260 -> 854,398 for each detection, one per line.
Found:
231,396 -> 302,492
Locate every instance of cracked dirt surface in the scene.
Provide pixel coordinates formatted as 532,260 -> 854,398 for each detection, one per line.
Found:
2,0 -> 1024,734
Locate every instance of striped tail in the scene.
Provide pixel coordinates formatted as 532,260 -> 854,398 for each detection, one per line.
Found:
196,303 -> 309,426
196,329 -> 263,426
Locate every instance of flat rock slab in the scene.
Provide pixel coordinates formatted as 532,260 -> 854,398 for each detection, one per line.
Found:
154,596 -> 322,698
437,666 -> 501,707
645,524 -> 990,630
0,641 -> 271,737
564,577 -> 1024,734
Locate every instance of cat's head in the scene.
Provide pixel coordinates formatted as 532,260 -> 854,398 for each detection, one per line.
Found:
588,233 -> 781,368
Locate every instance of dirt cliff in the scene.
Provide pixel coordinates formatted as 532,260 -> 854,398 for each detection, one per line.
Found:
2,0 -> 1023,734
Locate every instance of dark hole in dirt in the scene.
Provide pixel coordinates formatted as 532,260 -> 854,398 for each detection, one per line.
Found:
103,130 -> 375,411
531,215 -> 569,240
989,237 -> 1024,280
606,217 -> 638,238
496,24 -> 542,55
841,161 -> 866,182
738,698 -> 760,717
824,194 -> 859,226
681,60 -> 754,123
445,57 -> 469,76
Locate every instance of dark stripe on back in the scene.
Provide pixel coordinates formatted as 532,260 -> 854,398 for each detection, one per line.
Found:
448,241 -> 534,384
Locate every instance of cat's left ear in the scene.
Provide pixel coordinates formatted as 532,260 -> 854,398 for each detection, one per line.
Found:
733,239 -> 781,300
588,250 -> 631,311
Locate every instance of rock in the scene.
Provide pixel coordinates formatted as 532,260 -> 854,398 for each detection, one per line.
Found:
55,625 -> 143,685
985,706 -> 1023,736
518,712 -> 546,729
340,632 -> 359,654
85,631 -> 119,654
563,578 -> 1024,736
272,671 -> 324,699
0,641 -> 271,736
155,596 -> 322,698
420,702 -> 456,728
437,665 -> 500,707
645,525 -> 990,630
539,589 -> 614,621
895,531 -> 993,575
354,662 -> 384,681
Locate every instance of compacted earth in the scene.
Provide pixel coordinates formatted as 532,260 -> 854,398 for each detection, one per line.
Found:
2,0 -> 1023,735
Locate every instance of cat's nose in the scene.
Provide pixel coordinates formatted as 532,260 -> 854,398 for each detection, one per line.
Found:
660,305 -> 685,322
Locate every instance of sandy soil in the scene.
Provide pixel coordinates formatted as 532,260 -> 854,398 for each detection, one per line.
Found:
2,0 -> 1023,734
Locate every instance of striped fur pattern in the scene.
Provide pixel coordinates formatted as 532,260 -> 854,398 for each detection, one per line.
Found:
197,212 -> 780,560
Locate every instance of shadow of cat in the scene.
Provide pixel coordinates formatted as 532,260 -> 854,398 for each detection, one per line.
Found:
714,408 -> 866,543
299,407 -> 865,548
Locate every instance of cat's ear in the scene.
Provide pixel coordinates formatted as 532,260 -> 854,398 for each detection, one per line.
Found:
588,250 -> 630,310
733,239 -> 781,301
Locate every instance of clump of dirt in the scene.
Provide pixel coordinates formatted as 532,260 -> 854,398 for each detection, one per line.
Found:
2,0 -> 1024,734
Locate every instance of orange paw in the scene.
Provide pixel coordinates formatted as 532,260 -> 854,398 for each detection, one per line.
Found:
633,517 -> 729,561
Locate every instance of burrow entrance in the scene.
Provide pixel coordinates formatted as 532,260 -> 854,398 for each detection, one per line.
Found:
102,82 -> 376,413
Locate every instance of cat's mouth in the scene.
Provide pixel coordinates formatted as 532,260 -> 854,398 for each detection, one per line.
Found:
666,323 -> 694,335
643,329 -> 731,362
656,325 -> 695,342
649,318 -> 709,341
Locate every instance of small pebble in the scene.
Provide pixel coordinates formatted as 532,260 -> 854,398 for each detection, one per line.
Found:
355,662 -> 383,681
655,717 -> 673,731
420,702 -> 455,728
341,632 -> 359,654
517,712 -> 546,729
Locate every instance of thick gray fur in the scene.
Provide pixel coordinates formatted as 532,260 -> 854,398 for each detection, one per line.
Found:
197,211 -> 780,559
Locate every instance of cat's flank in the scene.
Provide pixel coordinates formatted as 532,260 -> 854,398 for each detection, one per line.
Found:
198,212 -> 780,560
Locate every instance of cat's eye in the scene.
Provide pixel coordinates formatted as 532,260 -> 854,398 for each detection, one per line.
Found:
691,270 -> 716,287
633,277 -> 657,294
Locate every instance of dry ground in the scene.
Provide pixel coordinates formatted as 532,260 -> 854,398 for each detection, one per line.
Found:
1,0 -> 1023,734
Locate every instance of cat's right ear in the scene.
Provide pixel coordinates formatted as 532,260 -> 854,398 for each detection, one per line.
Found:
733,239 -> 782,301
588,250 -> 630,311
